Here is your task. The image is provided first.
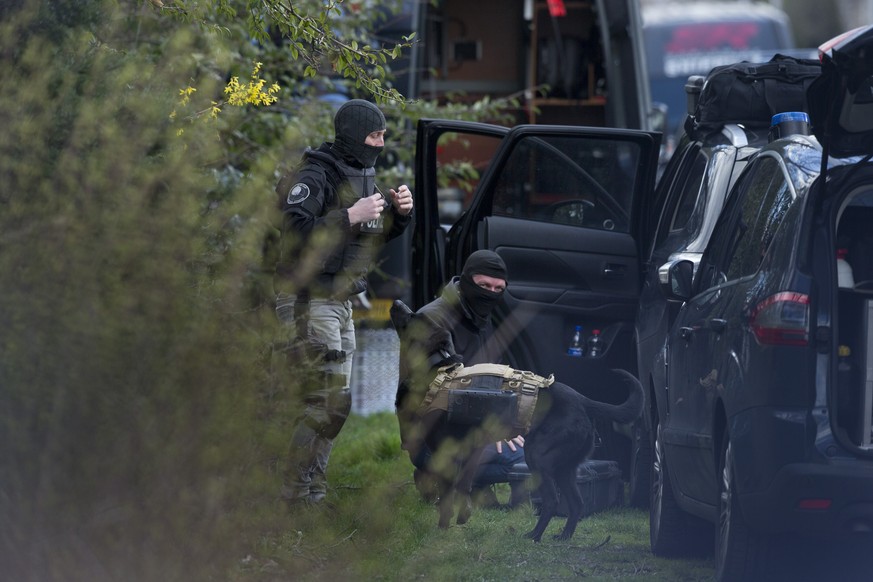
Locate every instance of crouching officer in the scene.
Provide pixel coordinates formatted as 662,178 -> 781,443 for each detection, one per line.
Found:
273,99 -> 413,506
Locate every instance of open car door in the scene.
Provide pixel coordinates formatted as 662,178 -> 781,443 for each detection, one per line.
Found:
411,120 -> 510,309
412,120 -> 660,404
808,24 -> 873,161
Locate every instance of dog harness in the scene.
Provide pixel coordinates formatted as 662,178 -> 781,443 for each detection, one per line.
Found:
419,363 -> 554,434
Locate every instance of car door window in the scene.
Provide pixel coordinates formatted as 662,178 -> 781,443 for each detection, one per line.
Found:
697,156 -> 795,289
435,132 -> 504,224
642,140 -> 691,258
724,157 -> 794,280
490,134 -> 641,233
654,147 -> 707,251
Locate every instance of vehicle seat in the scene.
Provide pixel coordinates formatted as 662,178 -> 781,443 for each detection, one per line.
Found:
839,209 -> 873,288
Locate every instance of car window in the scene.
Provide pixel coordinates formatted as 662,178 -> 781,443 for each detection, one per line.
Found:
434,132 -> 503,224
724,157 -> 793,280
644,14 -> 791,136
643,137 -> 695,256
655,148 -> 707,249
698,156 -> 796,289
646,20 -> 785,78
490,134 -> 641,233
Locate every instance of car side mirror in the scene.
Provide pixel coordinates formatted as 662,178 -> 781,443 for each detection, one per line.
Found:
659,259 -> 694,301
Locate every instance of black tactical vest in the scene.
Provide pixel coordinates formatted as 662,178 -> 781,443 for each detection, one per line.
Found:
295,149 -> 388,298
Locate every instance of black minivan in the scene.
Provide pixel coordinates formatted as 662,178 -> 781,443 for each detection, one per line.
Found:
649,25 -> 873,581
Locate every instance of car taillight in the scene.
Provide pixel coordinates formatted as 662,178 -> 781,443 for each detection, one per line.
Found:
797,498 -> 832,510
749,292 -> 810,346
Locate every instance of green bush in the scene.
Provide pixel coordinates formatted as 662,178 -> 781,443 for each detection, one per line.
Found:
0,3 -> 536,580
0,4 -> 291,580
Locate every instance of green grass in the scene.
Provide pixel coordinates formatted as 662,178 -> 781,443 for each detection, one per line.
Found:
230,412 -> 716,581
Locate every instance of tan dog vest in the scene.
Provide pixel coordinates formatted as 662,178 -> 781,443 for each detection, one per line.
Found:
419,363 -> 554,434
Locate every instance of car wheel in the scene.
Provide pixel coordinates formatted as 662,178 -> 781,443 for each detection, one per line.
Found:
628,418 -> 651,508
716,428 -> 782,581
650,418 -> 711,557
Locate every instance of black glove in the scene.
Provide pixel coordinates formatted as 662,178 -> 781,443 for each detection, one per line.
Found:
390,299 -> 414,332
425,322 -> 463,368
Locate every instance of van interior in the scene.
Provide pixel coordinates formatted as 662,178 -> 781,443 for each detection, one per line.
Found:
835,190 -> 873,448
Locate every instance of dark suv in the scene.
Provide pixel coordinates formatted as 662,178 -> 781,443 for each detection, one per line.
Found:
649,26 -> 873,581
632,118 -> 772,507
632,52 -> 823,508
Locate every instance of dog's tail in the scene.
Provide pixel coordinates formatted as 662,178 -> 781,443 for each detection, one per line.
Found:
578,369 -> 644,425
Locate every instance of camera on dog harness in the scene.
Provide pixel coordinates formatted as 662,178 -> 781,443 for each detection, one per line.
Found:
419,363 -> 554,434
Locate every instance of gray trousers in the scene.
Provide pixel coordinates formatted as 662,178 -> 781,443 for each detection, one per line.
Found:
276,294 -> 355,502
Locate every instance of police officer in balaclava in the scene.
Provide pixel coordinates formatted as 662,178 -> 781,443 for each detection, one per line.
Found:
396,250 -> 527,505
272,99 -> 414,507
457,250 -> 508,331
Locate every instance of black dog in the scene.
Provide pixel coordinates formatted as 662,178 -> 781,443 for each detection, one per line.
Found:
392,301 -> 644,541
522,371 -> 642,542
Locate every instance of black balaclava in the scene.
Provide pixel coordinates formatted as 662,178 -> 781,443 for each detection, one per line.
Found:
458,250 -> 507,327
330,99 -> 386,168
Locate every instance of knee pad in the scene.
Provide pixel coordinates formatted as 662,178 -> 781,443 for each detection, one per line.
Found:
298,380 -> 350,439
319,388 -> 351,439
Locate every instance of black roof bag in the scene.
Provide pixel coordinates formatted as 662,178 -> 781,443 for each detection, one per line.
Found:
686,54 -> 821,135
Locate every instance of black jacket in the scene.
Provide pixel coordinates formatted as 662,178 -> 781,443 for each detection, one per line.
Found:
395,278 -> 505,414
273,143 -> 411,298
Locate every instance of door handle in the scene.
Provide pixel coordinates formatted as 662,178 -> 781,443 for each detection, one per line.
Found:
709,318 -> 727,333
603,263 -> 626,278
679,326 -> 693,340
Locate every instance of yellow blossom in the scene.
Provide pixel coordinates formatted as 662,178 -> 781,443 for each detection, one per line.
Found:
223,63 -> 280,107
169,61 -> 279,137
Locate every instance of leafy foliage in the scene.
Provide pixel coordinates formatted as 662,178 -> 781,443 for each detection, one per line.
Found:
0,2 -> 284,579
0,1 -> 522,579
